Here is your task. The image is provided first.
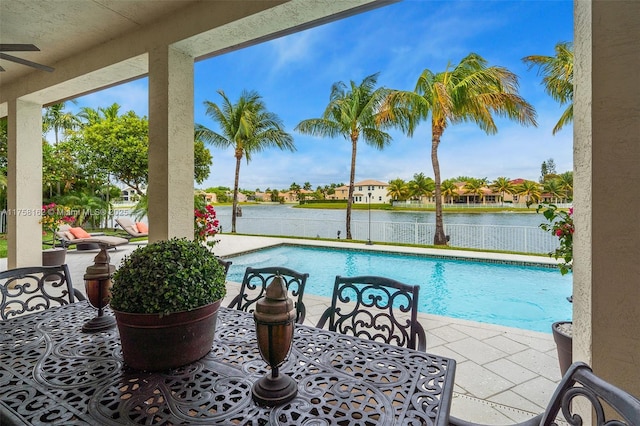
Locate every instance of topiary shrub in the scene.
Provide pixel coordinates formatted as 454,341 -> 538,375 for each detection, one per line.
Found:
110,238 -> 227,315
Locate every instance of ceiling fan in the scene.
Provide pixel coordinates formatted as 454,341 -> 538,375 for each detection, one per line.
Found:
0,44 -> 54,72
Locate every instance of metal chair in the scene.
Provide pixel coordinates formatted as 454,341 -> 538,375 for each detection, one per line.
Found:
315,275 -> 426,351
0,264 -> 86,320
216,257 -> 232,277
227,266 -> 309,324
449,362 -> 640,426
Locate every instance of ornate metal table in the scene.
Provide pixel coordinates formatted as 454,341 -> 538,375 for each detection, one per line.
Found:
0,302 -> 456,425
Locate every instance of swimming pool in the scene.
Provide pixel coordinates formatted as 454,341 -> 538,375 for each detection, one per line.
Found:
226,245 -> 572,333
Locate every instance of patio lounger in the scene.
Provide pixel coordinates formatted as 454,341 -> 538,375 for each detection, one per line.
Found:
55,225 -> 128,249
115,217 -> 148,238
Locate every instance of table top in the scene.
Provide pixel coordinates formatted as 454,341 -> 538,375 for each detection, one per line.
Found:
0,301 -> 456,425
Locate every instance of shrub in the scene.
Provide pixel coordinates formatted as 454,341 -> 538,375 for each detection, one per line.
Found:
110,238 -> 226,315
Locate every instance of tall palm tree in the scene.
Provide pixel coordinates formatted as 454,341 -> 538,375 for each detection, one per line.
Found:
543,179 -> 566,204
384,53 -> 537,244
43,102 -> 79,144
408,172 -> 435,203
296,73 -> 392,239
557,171 -> 573,202
386,178 -> 409,201
490,177 -> 514,206
515,180 -> 542,207
441,180 -> 457,205
463,178 -> 486,204
523,41 -> 573,134
197,90 -> 294,233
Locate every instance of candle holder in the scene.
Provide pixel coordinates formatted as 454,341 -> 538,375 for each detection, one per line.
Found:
252,274 -> 298,406
82,243 -> 116,333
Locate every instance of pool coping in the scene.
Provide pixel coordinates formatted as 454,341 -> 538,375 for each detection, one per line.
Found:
221,237 -> 565,270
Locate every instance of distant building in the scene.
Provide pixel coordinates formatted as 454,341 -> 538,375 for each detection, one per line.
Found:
327,180 -> 390,204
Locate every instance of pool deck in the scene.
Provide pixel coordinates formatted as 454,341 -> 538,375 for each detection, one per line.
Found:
10,234 -> 566,423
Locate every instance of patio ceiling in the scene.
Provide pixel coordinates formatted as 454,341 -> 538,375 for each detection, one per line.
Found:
0,0 -> 392,114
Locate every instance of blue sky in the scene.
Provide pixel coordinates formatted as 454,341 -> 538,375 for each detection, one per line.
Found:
69,0 -> 573,191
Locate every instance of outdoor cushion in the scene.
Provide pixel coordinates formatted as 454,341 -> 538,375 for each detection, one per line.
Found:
64,231 -> 75,240
69,227 -> 92,239
135,222 -> 148,234
124,224 -> 138,235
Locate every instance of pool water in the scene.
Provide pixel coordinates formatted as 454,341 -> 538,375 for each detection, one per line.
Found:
226,245 -> 573,333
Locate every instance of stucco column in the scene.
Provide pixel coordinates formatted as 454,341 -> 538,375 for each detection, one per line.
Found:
7,99 -> 43,268
573,0 -> 640,397
147,45 -> 194,242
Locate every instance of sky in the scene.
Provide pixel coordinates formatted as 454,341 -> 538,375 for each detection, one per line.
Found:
67,0 -> 574,191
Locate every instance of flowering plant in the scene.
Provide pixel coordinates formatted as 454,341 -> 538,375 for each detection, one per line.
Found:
194,204 -> 220,249
40,203 -> 74,247
537,203 -> 573,275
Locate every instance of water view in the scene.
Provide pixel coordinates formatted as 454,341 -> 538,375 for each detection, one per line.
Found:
213,204 -> 558,254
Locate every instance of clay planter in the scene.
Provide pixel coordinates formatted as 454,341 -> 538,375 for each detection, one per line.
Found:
552,321 -> 573,376
114,300 -> 221,371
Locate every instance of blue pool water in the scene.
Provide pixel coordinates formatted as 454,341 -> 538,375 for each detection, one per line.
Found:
226,245 -> 572,333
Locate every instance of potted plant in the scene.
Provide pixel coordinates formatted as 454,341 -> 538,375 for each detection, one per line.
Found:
109,237 -> 227,371
40,202 -> 74,266
537,202 -> 573,375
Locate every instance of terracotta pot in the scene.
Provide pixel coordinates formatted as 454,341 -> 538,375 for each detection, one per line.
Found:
113,300 -> 221,371
552,321 -> 573,376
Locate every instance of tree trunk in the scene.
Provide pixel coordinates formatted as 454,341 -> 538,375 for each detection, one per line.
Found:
345,135 -> 358,240
231,153 -> 242,233
432,123 -> 447,246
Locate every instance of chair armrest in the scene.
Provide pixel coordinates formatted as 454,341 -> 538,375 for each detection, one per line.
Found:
73,289 -> 87,302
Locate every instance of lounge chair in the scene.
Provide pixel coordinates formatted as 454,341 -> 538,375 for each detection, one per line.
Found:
55,224 -> 128,249
115,217 -> 148,239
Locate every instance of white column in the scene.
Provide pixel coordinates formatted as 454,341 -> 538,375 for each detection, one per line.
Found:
147,45 -> 194,242
7,99 -> 43,268
574,0 -> 640,397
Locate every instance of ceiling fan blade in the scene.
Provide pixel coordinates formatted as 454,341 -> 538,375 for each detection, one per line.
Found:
0,44 -> 40,52
0,52 -> 54,72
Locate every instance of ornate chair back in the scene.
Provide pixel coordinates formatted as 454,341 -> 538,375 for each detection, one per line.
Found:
227,266 -> 309,324
315,275 -> 426,351
0,264 -> 85,320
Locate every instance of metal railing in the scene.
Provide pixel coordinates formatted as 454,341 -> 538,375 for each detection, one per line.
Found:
217,214 -> 559,255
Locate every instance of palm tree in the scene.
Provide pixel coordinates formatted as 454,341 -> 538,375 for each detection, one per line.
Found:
557,171 -> 573,202
408,172 -> 435,203
296,73 -> 392,239
441,180 -> 457,205
43,102 -> 79,144
523,41 -> 573,134
490,177 -> 514,206
384,53 -> 537,244
387,178 -> 409,201
197,90 -> 294,232
463,178 -> 487,204
543,179 -> 566,204
515,180 -> 542,207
